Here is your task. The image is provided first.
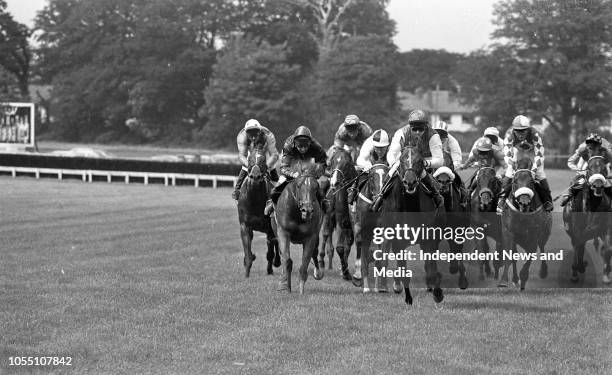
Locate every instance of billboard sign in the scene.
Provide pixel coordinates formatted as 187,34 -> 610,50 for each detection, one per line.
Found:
0,102 -> 35,149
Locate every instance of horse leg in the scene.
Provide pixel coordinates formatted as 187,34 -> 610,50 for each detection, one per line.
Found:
539,243 -> 548,279
299,236 -> 318,295
571,242 -> 586,282
277,227 -> 292,292
352,240 -> 364,287
397,258 -> 412,305
453,241 -> 468,290
602,244 -> 612,284
498,233 -> 512,287
240,223 -> 255,278
376,241 -> 390,293
478,238 -> 489,281
511,243 -> 519,286
493,239 -> 502,279
425,258 -> 444,303
265,229 -> 279,275
312,245 -> 324,281
519,257 -> 533,291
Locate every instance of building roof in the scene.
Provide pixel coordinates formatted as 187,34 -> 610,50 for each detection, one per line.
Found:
398,90 -> 476,114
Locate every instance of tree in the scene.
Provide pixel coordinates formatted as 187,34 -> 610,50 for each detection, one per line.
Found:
397,49 -> 464,92
314,35 -> 399,142
456,0 -> 612,152
199,36 -> 302,148
0,0 -> 31,99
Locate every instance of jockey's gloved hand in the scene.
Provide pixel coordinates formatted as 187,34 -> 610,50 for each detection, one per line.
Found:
363,163 -> 372,172
291,171 -> 299,178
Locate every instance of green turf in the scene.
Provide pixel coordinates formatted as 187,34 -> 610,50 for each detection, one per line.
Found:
0,174 -> 610,374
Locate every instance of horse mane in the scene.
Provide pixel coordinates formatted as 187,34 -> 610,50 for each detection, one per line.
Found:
515,157 -> 533,170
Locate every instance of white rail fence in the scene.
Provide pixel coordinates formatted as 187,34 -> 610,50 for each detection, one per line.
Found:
0,166 -> 237,188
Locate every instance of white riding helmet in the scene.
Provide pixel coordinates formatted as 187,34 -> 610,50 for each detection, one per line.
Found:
372,129 -> 390,147
433,166 -> 455,181
432,121 -> 448,132
511,115 -> 530,129
484,127 -> 499,137
244,119 -> 261,131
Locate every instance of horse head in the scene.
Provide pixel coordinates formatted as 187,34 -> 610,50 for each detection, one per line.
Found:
586,155 -> 608,198
367,164 -> 389,202
247,144 -> 268,183
475,167 -> 498,211
328,147 -> 356,190
294,172 -> 320,221
434,167 -> 454,195
512,158 -> 536,212
399,146 -> 425,195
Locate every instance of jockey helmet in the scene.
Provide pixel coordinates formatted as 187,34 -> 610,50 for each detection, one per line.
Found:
585,133 -> 602,146
372,129 -> 390,147
476,137 -> 493,152
408,109 -> 428,125
244,119 -> 261,131
293,126 -> 313,142
511,115 -> 530,130
432,121 -> 448,132
484,127 -> 499,137
344,114 -> 360,130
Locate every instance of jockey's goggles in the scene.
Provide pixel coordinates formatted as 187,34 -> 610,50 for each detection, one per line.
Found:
410,126 -> 426,133
294,138 -> 311,148
246,129 -> 260,137
477,149 -> 492,156
513,128 -> 528,133
436,130 -> 448,138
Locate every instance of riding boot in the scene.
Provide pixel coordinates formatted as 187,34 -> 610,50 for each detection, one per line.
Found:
347,179 -> 359,205
232,168 -> 248,200
264,179 -> 287,216
421,173 -> 444,207
560,181 -> 584,207
537,178 -> 554,211
497,176 -> 512,214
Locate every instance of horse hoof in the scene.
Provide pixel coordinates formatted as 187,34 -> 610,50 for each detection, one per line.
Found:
313,268 -> 324,280
298,280 -> 305,295
342,270 -> 352,281
363,287 -> 372,294
459,276 -> 468,290
602,274 -> 611,284
351,276 -> 363,287
497,281 -> 509,288
570,274 -> 579,283
318,258 -> 325,269
449,260 -> 459,275
405,289 -> 413,305
433,288 -> 444,303
273,257 -> 281,268
374,288 -> 388,293
427,287 -> 433,293
267,267 -> 273,275
539,263 -> 548,279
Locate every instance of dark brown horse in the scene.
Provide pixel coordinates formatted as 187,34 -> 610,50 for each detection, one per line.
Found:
237,144 -> 280,277
468,166 -> 503,280
273,166 -> 324,294
435,167 -> 468,289
499,158 -> 552,290
562,155 -> 612,283
379,146 -> 445,305
326,147 -> 358,280
317,175 -> 335,270
351,163 -> 389,292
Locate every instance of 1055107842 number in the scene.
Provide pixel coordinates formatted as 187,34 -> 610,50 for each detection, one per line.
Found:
8,356 -> 72,366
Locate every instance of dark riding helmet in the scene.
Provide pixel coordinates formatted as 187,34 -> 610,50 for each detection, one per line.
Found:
408,109 -> 428,125
585,133 -> 602,146
293,125 -> 313,145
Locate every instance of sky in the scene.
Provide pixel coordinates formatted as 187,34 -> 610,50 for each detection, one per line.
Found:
6,0 -> 496,54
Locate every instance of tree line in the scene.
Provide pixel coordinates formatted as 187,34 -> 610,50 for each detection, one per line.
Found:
1,0 -> 611,153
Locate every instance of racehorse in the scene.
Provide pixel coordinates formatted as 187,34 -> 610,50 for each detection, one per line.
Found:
237,143 -> 280,277
468,166 -> 503,280
562,154 -> 612,283
273,165 -> 325,294
499,157 -> 552,290
327,147 -> 358,281
351,163 -> 389,292
435,167 -> 468,289
378,146 -> 445,305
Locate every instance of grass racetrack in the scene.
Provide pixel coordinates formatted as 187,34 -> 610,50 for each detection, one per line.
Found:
1,171 -> 611,374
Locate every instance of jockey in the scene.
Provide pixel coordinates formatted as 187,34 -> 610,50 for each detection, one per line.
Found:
386,109 -> 444,207
346,129 -> 390,204
498,115 -> 553,213
232,119 -> 279,200
432,120 -> 467,206
459,137 -> 507,195
264,126 -> 328,215
333,114 -> 373,162
461,127 -> 504,169
559,133 -> 612,206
